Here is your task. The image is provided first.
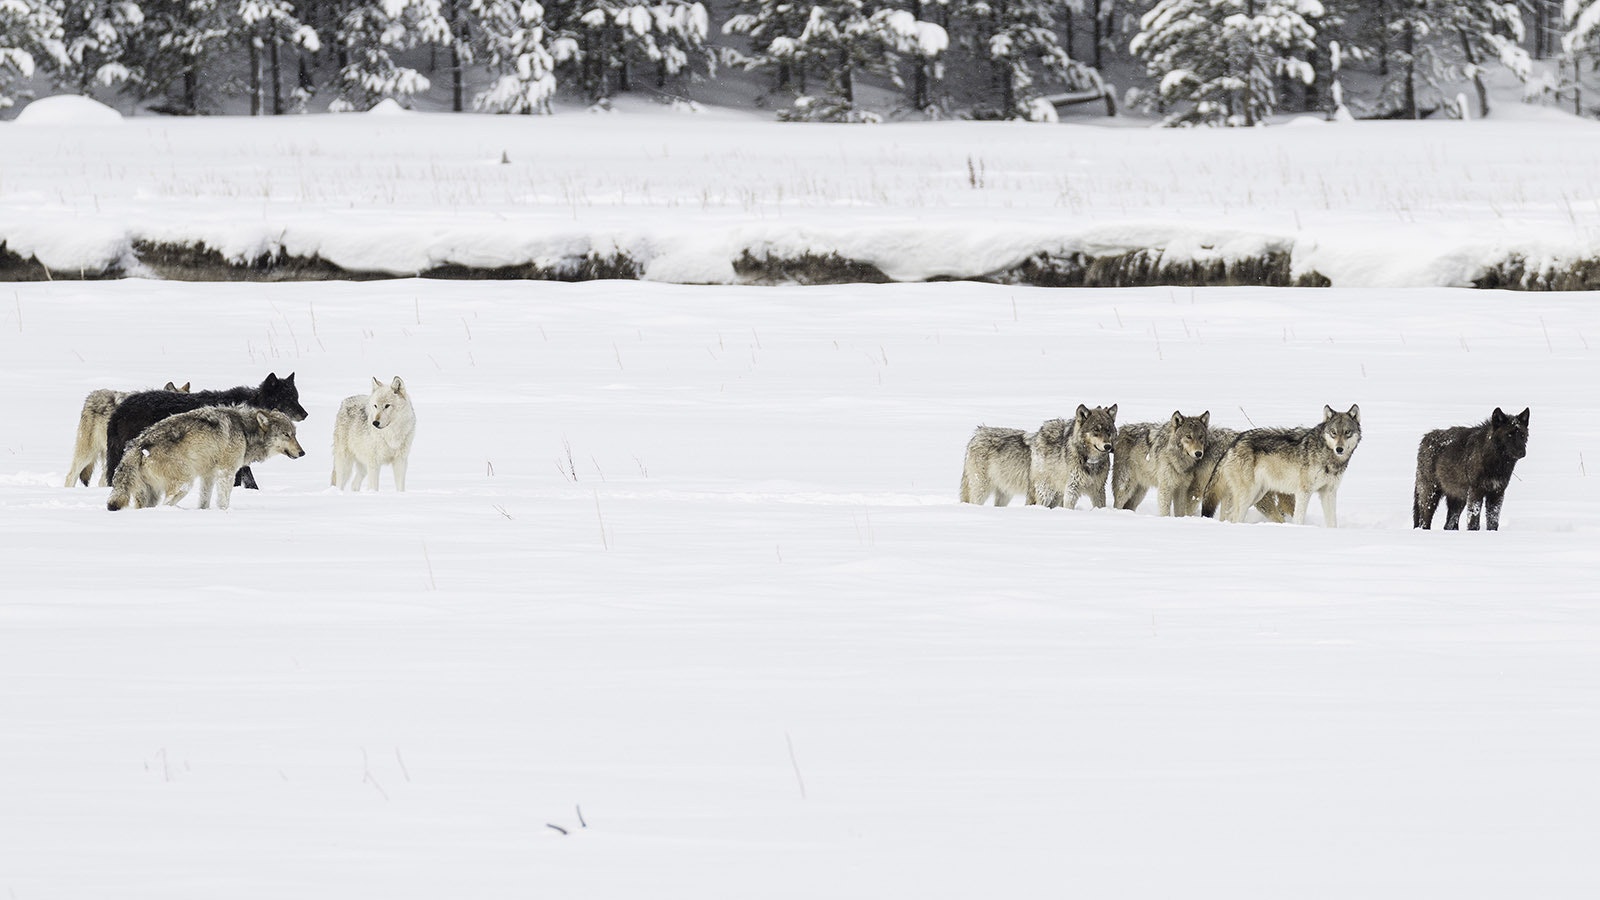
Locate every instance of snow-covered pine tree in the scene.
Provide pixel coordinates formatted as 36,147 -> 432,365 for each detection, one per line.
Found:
545,0 -> 709,102
329,0 -> 448,111
237,0 -> 320,113
473,0 -> 557,112
949,0 -> 1100,120
723,0 -> 820,95
1130,0 -> 1322,126
57,0 -> 145,92
1,0 -> 69,109
133,0 -> 232,111
1361,0 -> 1525,118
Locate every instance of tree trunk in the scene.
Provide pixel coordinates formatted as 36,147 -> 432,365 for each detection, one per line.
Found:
840,50 -> 853,103
911,0 -> 928,108
249,37 -> 262,115
1091,0 -> 1103,70
1403,19 -> 1417,119
451,41 -> 464,111
184,68 -> 199,113
999,60 -> 1013,116
270,38 -> 284,114
1459,29 -> 1488,117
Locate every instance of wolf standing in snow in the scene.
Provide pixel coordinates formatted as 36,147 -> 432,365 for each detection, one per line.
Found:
65,381 -> 189,488
1113,410 -> 1211,516
332,376 -> 416,492
959,425 -> 1033,506
1202,405 -> 1362,527
1414,407 -> 1530,531
107,406 -> 306,511
1033,404 -> 1118,509
106,373 -> 308,492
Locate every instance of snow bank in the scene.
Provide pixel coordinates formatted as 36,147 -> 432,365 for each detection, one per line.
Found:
3,110 -> 1600,287
11,95 -> 123,126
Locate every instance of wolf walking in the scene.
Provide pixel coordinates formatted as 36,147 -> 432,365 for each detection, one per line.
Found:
1113,410 -> 1210,516
1202,405 -> 1362,527
961,405 -> 1118,509
65,381 -> 189,488
1414,407 -> 1530,530
332,376 -> 416,492
107,406 -> 306,511
105,373 -> 308,492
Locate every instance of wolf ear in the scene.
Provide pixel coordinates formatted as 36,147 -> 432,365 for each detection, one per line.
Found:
179,382 -> 190,392
285,372 -> 296,385
264,372 -> 280,386
1517,407 -> 1530,425
1347,404 -> 1359,422
256,411 -> 271,429
1076,403 -> 1089,420
1491,407 -> 1507,426
372,376 -> 383,390
390,376 -> 405,394
1171,410 -> 1185,426
1323,404 -> 1335,421
1106,403 -> 1117,419
1198,410 -> 1210,427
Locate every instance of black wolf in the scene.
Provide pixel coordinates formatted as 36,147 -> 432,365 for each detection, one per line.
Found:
105,373 -> 309,491
1414,407 -> 1530,530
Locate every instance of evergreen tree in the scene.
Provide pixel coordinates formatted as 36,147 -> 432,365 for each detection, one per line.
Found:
329,0 -> 448,110
237,0 -> 320,114
957,0 -> 1099,119
1,0 -> 69,109
1364,0 -> 1525,118
57,0 -> 145,91
134,0 -> 231,111
1131,0 -> 1322,126
474,0 -> 557,112
724,0 -> 820,95
547,0 -> 710,102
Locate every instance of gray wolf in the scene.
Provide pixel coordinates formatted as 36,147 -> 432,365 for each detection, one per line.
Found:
1414,407 -> 1530,530
105,373 -> 308,493
1033,404 -> 1118,509
1194,426 -> 1292,523
1202,405 -> 1361,526
107,406 -> 306,511
1113,410 -> 1211,516
65,381 -> 189,488
332,376 -> 416,492
959,425 -> 1033,506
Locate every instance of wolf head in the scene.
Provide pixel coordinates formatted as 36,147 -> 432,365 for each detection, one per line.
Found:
1321,404 -> 1362,458
1171,410 -> 1211,461
260,372 -> 309,422
367,376 -> 411,430
1075,403 -> 1118,454
256,410 -> 307,460
1489,407 -> 1531,461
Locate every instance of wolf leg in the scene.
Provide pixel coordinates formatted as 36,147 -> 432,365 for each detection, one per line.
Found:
1442,495 -> 1465,530
1485,490 -> 1506,531
991,489 -> 1012,507
1320,489 -> 1338,529
1414,481 -> 1441,529
364,463 -> 382,492
1465,496 -> 1484,531
197,474 -> 215,509
393,455 -> 408,492
1290,490 -> 1311,525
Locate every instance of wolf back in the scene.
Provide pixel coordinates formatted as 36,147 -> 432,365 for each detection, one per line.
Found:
105,372 -> 308,491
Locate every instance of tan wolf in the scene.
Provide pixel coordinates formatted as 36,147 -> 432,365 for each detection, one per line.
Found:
65,381 -> 190,488
107,406 -> 306,511
1202,405 -> 1362,527
331,376 -> 416,492
1112,410 -> 1211,516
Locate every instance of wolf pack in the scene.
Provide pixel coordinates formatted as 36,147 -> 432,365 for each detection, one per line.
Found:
961,402 -> 1532,530
65,372 -> 417,511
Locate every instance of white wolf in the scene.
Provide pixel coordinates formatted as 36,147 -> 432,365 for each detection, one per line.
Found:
107,406 -> 306,511
331,376 -> 416,492
1203,405 -> 1362,527
65,381 -> 189,488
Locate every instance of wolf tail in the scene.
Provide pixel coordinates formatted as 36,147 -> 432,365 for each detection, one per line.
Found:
106,445 -> 144,511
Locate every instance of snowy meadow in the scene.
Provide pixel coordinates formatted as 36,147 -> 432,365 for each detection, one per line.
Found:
4,107 -> 1600,897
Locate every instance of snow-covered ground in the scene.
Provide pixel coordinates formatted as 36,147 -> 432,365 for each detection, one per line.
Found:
5,97 -> 1600,286
3,278 -> 1600,897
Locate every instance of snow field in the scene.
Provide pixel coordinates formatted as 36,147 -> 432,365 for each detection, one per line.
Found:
3,278 -> 1600,897
5,105 -> 1600,286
